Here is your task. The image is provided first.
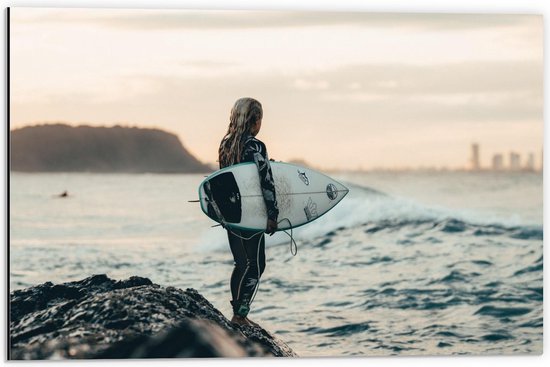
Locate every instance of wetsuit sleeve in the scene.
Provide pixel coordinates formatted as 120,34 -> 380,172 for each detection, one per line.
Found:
242,140 -> 279,222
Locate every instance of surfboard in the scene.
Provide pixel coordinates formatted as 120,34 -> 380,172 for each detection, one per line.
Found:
198,162 -> 349,231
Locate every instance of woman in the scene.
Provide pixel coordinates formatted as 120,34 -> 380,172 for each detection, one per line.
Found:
218,97 -> 279,326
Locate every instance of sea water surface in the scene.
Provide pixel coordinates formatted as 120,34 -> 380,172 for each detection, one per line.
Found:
9,171 -> 543,356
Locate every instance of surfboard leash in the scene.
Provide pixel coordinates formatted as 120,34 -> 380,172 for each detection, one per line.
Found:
278,218 -> 298,256
200,193 -> 297,257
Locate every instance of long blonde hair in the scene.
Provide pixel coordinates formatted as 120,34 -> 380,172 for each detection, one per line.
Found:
218,97 -> 263,167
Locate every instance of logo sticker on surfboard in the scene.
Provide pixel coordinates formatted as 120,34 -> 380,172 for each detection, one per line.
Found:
304,197 -> 318,221
326,183 -> 338,200
298,170 -> 310,185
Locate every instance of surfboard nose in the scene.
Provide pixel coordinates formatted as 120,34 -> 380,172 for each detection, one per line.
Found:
326,181 -> 349,201
328,180 -> 349,202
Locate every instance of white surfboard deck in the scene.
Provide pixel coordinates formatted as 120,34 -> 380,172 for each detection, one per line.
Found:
198,161 -> 349,231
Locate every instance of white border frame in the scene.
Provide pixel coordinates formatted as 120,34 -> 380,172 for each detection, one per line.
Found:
1,1 -> 546,367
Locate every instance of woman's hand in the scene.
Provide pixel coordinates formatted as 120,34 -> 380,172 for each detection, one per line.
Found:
266,219 -> 278,235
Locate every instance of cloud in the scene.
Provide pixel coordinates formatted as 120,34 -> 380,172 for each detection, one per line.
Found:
17,9 -> 539,31
12,59 -> 542,129
293,79 -> 330,91
179,60 -> 239,69
313,61 -> 542,96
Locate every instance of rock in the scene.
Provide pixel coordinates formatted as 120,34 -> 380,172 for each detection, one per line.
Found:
9,274 -> 297,359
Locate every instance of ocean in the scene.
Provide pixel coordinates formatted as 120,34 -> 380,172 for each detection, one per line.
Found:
9,171 -> 543,356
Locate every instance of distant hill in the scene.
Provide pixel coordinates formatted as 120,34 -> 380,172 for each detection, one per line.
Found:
10,124 -> 211,173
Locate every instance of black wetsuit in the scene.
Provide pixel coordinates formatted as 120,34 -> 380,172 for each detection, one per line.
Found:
221,134 -> 279,317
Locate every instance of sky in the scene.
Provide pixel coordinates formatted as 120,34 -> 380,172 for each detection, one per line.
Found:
9,8 -> 543,170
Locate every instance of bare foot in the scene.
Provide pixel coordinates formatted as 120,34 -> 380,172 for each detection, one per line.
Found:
231,315 -> 252,326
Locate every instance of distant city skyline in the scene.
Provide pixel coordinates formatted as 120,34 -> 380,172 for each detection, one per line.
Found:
9,9 -> 543,170
469,143 -> 542,172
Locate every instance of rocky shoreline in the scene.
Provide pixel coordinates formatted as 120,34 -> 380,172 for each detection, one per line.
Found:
9,274 -> 297,359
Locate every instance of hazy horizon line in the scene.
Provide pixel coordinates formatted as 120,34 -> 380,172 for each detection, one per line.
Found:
9,121 -> 543,172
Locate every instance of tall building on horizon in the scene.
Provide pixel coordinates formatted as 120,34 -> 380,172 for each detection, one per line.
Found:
526,153 -> 535,171
470,143 -> 480,170
492,154 -> 504,170
509,151 -> 521,171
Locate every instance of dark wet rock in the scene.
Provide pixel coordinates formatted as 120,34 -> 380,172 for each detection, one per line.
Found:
10,274 -> 297,359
